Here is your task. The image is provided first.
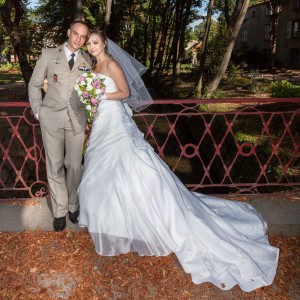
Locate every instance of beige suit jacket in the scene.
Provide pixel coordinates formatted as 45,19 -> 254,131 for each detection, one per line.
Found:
28,44 -> 92,134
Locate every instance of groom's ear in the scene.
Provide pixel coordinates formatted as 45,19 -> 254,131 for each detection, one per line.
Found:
67,29 -> 71,38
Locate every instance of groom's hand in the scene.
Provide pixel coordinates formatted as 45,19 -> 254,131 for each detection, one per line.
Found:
86,122 -> 92,133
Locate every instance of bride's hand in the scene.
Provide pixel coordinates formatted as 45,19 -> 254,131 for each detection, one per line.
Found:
98,93 -> 107,102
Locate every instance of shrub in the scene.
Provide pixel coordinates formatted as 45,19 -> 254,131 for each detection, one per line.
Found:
0,62 -> 21,71
270,80 -> 300,97
204,88 -> 228,99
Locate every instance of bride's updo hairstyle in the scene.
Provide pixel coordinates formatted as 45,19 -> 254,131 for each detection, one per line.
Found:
86,29 -> 110,69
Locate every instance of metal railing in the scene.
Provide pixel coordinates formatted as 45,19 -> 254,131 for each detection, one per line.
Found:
1,98 -> 299,199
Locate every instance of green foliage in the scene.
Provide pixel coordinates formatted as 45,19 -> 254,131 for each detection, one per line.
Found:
35,0 -> 77,45
0,63 -> 19,71
195,20 -> 226,84
226,63 -> 245,76
270,80 -> 300,97
0,68 -> 23,84
236,132 -> 258,144
204,88 -> 228,99
0,0 -> 40,64
232,45 -> 267,69
249,0 -> 265,5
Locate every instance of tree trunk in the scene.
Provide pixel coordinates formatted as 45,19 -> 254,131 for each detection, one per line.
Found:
154,1 -> 172,76
268,0 -> 287,69
0,0 -> 33,87
207,0 -> 250,94
74,0 -> 83,21
149,13 -> 157,73
171,0 -> 183,86
194,0 -> 214,98
172,0 -> 192,87
104,0 -> 113,30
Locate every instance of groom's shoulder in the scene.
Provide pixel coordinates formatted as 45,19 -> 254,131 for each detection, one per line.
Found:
41,45 -> 63,56
80,49 -> 92,63
80,49 -> 90,58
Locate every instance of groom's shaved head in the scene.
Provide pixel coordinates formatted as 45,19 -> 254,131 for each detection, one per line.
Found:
70,20 -> 90,31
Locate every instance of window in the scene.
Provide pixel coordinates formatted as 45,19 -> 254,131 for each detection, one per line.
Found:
287,21 -> 292,38
292,21 -> 300,38
290,48 -> 299,67
293,0 -> 300,10
264,25 -> 270,40
265,6 -> 270,16
241,29 -> 248,42
288,20 -> 300,38
252,10 -> 257,18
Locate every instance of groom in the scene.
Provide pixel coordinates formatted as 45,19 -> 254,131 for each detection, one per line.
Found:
28,21 -> 91,232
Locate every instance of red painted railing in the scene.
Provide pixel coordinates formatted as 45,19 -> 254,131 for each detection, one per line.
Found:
1,98 -> 299,199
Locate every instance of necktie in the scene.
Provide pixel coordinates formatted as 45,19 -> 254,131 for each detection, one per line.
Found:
69,53 -> 75,70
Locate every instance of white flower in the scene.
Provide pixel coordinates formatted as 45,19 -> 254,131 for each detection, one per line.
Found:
86,77 -> 93,84
86,84 -> 93,91
74,72 -> 106,123
74,84 -> 82,94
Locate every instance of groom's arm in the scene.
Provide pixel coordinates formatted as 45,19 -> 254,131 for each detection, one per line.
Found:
28,48 -> 49,119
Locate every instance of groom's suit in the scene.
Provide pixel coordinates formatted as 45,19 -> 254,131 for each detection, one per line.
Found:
29,44 -> 91,218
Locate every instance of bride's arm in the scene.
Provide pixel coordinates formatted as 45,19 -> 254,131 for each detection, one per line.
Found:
105,61 -> 130,101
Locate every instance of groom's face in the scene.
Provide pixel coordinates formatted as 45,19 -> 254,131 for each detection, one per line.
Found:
67,23 -> 89,52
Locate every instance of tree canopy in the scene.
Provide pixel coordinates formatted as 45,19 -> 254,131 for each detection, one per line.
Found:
1,0 -> 284,96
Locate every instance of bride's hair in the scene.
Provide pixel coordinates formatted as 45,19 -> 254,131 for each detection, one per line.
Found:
86,29 -> 110,69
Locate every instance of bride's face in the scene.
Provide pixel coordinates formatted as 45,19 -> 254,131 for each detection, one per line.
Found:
86,34 -> 105,58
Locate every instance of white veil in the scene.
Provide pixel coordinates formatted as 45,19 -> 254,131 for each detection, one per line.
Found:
107,38 -> 153,112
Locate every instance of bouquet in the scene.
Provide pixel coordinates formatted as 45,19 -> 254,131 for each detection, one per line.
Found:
74,72 -> 106,123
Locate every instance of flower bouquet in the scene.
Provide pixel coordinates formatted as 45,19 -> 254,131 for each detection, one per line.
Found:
74,72 -> 106,124
74,72 -> 106,157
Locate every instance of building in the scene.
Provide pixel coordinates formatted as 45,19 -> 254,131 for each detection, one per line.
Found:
235,0 -> 300,69
185,40 -> 202,65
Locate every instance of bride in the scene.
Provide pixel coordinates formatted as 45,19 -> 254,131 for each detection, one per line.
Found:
77,29 -> 279,292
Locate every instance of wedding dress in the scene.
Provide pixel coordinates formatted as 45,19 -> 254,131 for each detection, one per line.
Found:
77,74 -> 279,292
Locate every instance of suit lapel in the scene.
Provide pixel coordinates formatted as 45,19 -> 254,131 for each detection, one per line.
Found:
56,45 -> 90,71
57,44 -> 69,70
73,50 -> 90,71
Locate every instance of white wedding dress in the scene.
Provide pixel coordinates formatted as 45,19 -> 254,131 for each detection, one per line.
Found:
78,74 -> 279,292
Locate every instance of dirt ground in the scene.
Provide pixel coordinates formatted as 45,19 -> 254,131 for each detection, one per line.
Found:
0,229 -> 299,300
0,194 -> 300,300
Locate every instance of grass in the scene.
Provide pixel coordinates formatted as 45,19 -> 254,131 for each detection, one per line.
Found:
0,69 -> 23,85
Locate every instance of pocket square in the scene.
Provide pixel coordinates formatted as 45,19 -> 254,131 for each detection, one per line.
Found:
79,66 -> 91,72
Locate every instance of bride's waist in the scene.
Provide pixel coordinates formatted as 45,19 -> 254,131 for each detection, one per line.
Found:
98,99 -> 122,108
97,99 -> 125,114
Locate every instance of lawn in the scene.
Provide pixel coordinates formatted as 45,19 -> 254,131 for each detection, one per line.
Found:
0,70 -> 23,85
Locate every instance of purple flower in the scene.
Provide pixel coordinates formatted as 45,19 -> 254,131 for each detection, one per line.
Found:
82,91 -> 89,98
91,98 -> 98,105
93,81 -> 100,89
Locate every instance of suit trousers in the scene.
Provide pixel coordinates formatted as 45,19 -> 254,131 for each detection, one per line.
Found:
41,112 -> 85,218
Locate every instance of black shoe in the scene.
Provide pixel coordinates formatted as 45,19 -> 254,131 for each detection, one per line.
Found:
69,208 -> 79,224
53,216 -> 66,232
